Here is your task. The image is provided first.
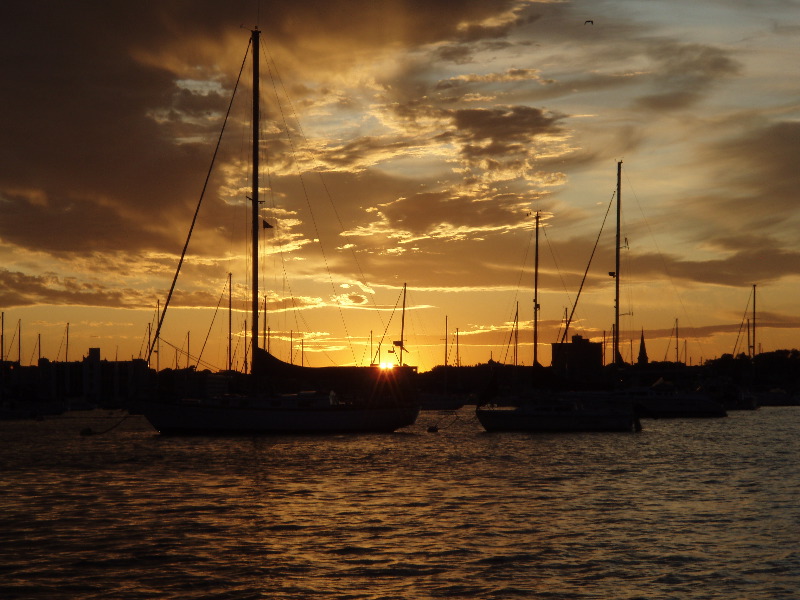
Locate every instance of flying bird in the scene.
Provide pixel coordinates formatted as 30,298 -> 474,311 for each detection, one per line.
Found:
585,20 -> 594,25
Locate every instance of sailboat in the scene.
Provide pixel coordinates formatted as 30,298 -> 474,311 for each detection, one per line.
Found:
600,162 -> 724,419
475,207 -> 641,433
138,28 -> 419,434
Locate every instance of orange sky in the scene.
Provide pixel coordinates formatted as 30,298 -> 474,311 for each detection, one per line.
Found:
1,1 -> 799,372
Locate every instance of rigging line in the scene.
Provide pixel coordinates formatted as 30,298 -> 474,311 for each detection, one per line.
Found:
228,74 -> 252,308
501,312 -> 517,365
446,333 -> 452,366
513,229 -> 534,315
732,288 -> 753,356
448,331 -> 460,367
256,202 -> 303,365
559,191 -> 615,343
623,169 -> 705,359
267,53 -> 379,307
139,321 -> 153,360
79,415 -> 130,437
372,289 -> 402,364
541,221 -> 574,341
147,42 -> 251,363
195,277 -> 230,370
262,43 -> 383,338
492,228 -> 534,362
662,322 -> 676,362
28,336 -> 39,366
56,329 -> 66,362
158,337 -> 219,372
260,41 -> 357,365
406,291 -> 440,369
4,324 -> 18,360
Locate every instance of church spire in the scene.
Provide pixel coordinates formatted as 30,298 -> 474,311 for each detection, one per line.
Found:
637,329 -> 649,365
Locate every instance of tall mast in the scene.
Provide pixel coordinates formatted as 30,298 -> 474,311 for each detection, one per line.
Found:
533,211 -> 540,367
156,300 -> 160,371
444,316 -> 448,367
752,283 -> 757,357
228,272 -> 232,371
250,27 -> 260,374
746,317 -> 751,357
514,302 -> 519,366
614,160 -> 622,366
399,283 -> 407,367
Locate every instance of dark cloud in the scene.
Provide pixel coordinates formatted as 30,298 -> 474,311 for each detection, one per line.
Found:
450,105 -> 563,144
654,120 -> 800,271
0,1 -> 516,260
454,10 -> 540,43
628,246 -> 800,287
710,121 -> 800,220
0,191 -> 172,255
435,44 -> 478,64
635,43 -> 740,110
378,190 -> 531,237
443,105 -> 569,177
0,268 -> 152,309
316,136 -> 423,171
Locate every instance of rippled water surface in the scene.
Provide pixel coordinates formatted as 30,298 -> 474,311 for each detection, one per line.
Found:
1,407 -> 798,599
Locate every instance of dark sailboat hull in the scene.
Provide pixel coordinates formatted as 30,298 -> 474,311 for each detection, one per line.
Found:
628,392 -> 727,418
140,399 -> 420,434
139,351 -> 421,434
476,396 -> 640,433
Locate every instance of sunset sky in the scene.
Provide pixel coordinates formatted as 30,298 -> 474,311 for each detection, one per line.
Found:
2,0 -> 799,372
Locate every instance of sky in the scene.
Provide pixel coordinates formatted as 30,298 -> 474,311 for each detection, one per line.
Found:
1,0 -> 799,372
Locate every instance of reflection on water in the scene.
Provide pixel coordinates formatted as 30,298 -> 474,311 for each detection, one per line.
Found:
1,408 -> 799,599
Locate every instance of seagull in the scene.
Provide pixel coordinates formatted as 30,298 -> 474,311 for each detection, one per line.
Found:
585,20 -> 594,25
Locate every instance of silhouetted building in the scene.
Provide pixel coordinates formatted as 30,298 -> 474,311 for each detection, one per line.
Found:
551,335 -> 603,384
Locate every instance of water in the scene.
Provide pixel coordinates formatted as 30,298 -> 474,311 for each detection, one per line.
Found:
1,407 -> 798,599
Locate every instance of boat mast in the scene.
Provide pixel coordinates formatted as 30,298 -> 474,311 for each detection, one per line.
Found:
533,211 -> 540,366
514,302 -> 519,366
444,316 -> 448,367
399,283 -> 407,367
751,283 -> 756,357
250,27 -> 261,374
614,160 -> 622,366
228,272 -> 232,371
